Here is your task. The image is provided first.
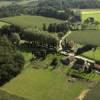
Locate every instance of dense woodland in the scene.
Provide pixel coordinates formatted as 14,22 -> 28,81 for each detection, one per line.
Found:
0,0 -> 99,23
38,0 -> 100,9
0,35 -> 25,86
0,0 -> 100,19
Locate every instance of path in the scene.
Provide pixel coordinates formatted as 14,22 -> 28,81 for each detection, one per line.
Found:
76,89 -> 90,100
58,31 -> 71,51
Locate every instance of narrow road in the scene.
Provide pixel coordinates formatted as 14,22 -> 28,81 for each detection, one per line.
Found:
58,31 -> 71,51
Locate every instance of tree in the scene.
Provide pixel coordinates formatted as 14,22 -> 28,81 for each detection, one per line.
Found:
42,23 -> 47,31
0,36 -> 25,86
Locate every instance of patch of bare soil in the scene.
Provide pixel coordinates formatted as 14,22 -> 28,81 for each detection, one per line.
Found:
76,89 -> 90,100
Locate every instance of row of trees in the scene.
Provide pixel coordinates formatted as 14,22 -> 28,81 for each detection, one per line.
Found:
20,29 -> 58,49
0,24 -> 58,49
43,22 -> 69,33
0,25 -> 58,58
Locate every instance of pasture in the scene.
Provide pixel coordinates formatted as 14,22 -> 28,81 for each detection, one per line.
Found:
81,9 -> 100,22
67,30 -> 100,46
1,16 -> 63,30
0,55 -> 88,100
0,1 -> 12,7
82,47 -> 100,61
0,0 -> 36,7
0,90 -> 25,100
0,21 -> 9,28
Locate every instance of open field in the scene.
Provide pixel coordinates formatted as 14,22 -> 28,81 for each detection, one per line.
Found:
0,90 -> 25,100
0,21 -> 9,28
0,1 -> 12,7
0,15 -> 63,29
82,47 -> 100,61
0,55 -> 88,100
81,9 -> 100,22
17,0 -> 36,5
0,0 -> 36,7
1,68 -> 88,100
84,82 -> 100,100
67,30 -> 100,46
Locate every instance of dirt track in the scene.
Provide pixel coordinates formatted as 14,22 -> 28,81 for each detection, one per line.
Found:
76,89 -> 90,100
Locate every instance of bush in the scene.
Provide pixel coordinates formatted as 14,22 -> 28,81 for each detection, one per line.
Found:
50,57 -> 58,68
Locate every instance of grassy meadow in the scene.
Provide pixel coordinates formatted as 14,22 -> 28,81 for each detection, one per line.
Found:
0,54 -> 88,100
0,21 -> 9,28
0,1 -> 12,7
81,9 -> 100,22
0,90 -> 26,100
0,0 -> 36,7
67,30 -> 100,46
1,16 -> 63,30
82,47 -> 100,61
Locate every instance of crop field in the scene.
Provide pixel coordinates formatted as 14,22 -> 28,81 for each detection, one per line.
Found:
0,55 -> 88,100
0,16 -> 63,30
81,9 -> 100,22
67,30 -> 100,46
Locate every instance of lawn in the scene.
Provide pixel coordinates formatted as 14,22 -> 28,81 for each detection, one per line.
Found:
0,15 -> 63,30
0,55 -> 88,100
67,30 -> 100,46
81,9 -> 100,22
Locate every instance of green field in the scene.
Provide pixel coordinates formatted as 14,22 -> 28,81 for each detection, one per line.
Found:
0,21 -> 9,28
1,16 -> 63,30
67,30 -> 100,61
81,9 -> 100,22
84,82 -> 100,100
0,90 -> 25,100
0,55 -> 88,100
0,0 -> 35,7
67,30 -> 100,46
82,47 -> 100,61
1,68 -> 88,100
0,1 -> 12,7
